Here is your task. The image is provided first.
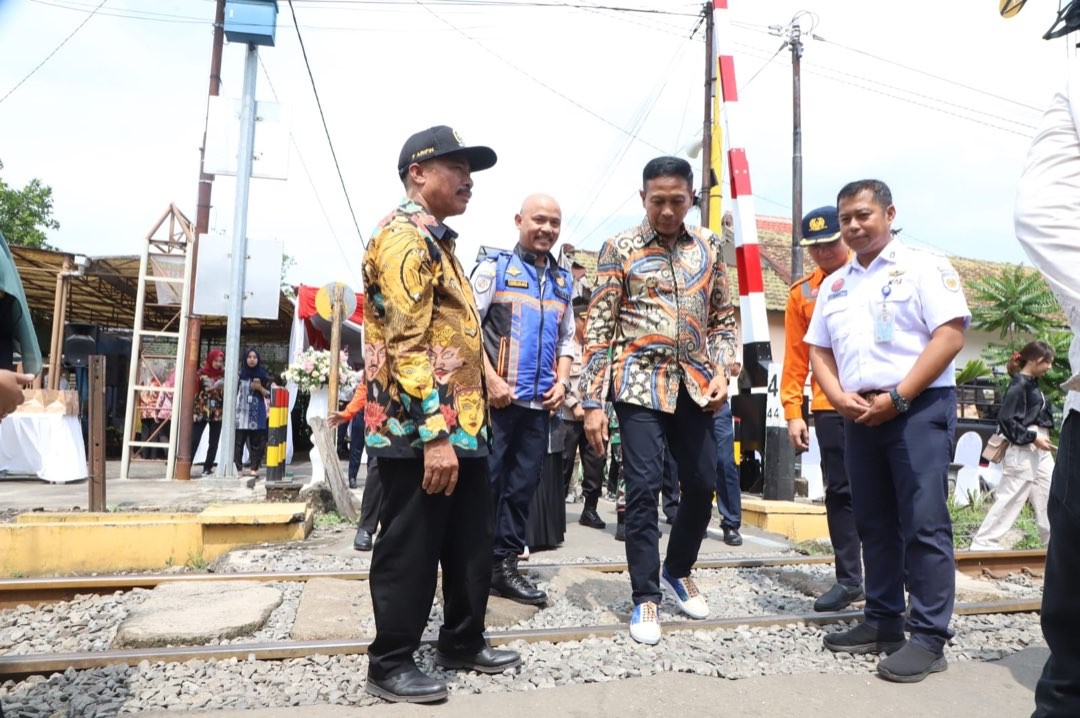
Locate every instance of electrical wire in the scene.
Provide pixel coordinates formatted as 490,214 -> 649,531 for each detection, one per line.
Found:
412,0 -> 669,153
284,0 -> 367,246
0,0 -> 109,107
257,55 -> 363,285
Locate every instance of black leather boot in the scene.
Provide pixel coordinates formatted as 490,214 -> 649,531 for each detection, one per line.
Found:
614,512 -> 626,542
579,499 -> 606,529
490,557 -> 547,605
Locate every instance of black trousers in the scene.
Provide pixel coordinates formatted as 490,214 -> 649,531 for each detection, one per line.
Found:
367,456 -> 492,679
562,419 -> 606,505
191,420 -> 222,473
616,385 -> 716,605
813,410 -> 863,588
844,387 -> 956,653
1034,410 -> 1080,718
357,456 -> 382,535
487,404 -> 549,559
234,429 -> 267,471
662,448 -> 680,521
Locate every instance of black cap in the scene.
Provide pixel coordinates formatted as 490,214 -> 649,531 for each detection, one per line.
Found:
397,125 -> 497,178
800,205 -> 842,246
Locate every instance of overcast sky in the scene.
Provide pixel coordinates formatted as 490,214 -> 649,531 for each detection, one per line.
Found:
0,0 -> 1077,293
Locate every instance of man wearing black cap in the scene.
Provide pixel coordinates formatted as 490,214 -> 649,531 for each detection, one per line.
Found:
780,206 -> 863,612
361,125 -> 520,703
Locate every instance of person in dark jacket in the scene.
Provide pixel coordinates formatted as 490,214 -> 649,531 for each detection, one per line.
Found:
235,348 -> 271,476
970,340 -> 1056,550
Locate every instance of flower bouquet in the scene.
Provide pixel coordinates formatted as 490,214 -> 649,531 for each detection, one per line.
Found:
282,348 -> 349,394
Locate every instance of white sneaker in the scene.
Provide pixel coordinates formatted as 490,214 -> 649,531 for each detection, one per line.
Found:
629,601 -> 661,645
661,567 -> 709,619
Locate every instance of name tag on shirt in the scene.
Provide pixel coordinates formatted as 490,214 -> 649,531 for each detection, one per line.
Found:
506,279 -> 529,289
875,313 -> 894,343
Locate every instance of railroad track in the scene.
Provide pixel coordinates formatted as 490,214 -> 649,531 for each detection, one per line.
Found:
0,550 -> 1043,679
0,549 -> 1044,610
0,597 -> 1041,680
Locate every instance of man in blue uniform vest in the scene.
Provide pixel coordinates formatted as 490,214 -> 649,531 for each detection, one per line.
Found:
471,193 -> 576,605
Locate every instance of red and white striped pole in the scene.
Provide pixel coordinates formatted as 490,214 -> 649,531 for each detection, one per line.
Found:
711,0 -> 793,501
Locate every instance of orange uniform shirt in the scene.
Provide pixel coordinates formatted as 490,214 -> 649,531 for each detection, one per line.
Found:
781,266 -> 836,420
341,384 -> 366,421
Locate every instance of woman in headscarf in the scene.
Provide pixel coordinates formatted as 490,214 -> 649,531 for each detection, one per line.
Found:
235,347 -> 272,477
192,348 -> 225,476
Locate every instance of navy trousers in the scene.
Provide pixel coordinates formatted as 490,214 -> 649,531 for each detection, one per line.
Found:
662,448 -> 680,521
357,457 -> 381,535
616,385 -> 716,605
814,410 -> 863,588
1033,410 -> 1080,718
488,404 -> 550,559
843,387 -> 956,653
713,403 -> 741,530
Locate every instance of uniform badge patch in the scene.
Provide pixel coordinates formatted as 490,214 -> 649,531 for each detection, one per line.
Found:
473,275 -> 493,294
831,278 -> 845,292
506,266 -> 522,276
941,272 -> 961,292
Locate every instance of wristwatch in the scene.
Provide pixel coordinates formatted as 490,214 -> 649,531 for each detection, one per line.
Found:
889,388 -> 911,414
560,378 -> 573,393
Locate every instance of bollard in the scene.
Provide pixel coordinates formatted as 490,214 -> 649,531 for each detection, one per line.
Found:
265,386 -> 289,484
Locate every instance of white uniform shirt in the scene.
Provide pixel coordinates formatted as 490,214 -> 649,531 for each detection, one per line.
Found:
804,239 -> 971,394
1015,60 -> 1080,417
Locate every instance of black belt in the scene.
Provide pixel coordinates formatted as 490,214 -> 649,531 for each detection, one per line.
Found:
859,390 -> 888,402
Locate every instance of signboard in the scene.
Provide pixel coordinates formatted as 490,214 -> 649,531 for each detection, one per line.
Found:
193,237 -> 284,320
204,97 -> 290,180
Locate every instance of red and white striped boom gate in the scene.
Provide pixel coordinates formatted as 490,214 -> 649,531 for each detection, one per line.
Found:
712,0 -> 795,500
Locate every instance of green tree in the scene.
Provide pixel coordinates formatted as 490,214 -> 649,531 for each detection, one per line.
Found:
0,160 -> 59,248
966,264 -> 1071,422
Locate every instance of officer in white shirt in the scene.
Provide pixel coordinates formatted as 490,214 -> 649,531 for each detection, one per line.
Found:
805,179 -> 970,684
1015,58 -> 1080,718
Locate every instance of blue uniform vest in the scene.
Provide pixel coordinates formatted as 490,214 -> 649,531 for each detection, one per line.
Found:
481,249 -> 572,403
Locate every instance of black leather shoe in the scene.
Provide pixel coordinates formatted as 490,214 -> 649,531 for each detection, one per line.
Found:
723,528 -> 743,546
823,622 -> 906,655
814,583 -> 865,612
348,477 -> 357,489
353,528 -> 373,552
579,508 -> 606,529
365,668 -> 447,703
614,514 -> 626,542
435,646 -> 521,674
876,642 -> 948,683
490,557 -> 547,605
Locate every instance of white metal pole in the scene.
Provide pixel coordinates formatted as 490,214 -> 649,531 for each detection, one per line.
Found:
218,43 -> 259,478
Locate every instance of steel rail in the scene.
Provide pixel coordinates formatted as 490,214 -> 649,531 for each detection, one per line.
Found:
0,598 -> 1041,679
0,550 -> 1044,610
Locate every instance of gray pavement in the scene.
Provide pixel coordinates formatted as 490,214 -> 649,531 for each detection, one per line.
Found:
130,646 -> 1047,718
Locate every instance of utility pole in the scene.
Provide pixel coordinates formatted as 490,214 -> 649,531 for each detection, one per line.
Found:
176,0 -> 226,481
790,22 -> 803,280
701,1 -> 714,228
770,15 -> 811,281
217,43 -> 260,479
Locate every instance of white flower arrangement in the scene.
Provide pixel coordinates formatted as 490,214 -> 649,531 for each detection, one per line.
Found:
338,368 -> 364,402
281,347 -> 350,394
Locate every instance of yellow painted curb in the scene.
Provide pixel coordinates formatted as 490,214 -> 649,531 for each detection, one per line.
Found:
741,498 -> 830,542
0,503 -> 313,577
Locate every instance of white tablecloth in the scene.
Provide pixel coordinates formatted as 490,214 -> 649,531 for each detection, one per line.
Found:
0,414 -> 89,483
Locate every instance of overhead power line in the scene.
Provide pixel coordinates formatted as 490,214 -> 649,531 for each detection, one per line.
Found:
0,0 -> 109,107
285,0 -> 367,245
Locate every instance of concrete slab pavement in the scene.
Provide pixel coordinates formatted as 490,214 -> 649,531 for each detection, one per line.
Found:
130,645 -> 1048,718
